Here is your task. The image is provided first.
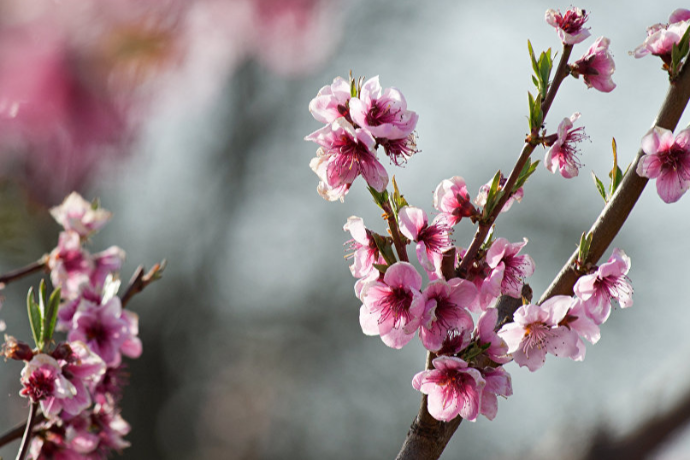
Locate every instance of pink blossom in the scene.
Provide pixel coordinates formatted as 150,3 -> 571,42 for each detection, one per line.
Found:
559,297 -> 601,361
574,248 -> 632,325
419,279 -> 476,352
436,328 -> 473,357
343,216 -> 385,279
570,37 -> 616,93
308,76 -> 352,124
498,297 -> 580,372
412,356 -> 485,422
91,246 -> 126,291
475,174 -> 523,213
545,7 -> 590,45
309,147 -> 351,202
633,9 -> 690,61
378,132 -> 419,166
475,308 -> 510,364
20,354 -> 74,404
398,206 -> 453,276
68,296 -> 138,367
545,113 -> 588,179
50,192 -> 112,238
349,75 -> 418,141
305,118 -> 388,194
433,176 -> 478,226
480,367 -> 512,420
636,126 -> 690,203
359,262 -> 425,349
48,231 -> 95,299
485,237 -> 535,298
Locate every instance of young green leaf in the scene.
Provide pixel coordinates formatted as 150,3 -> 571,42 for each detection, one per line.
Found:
27,287 -> 43,350
43,287 -> 61,348
367,186 -> 389,210
591,171 -> 607,202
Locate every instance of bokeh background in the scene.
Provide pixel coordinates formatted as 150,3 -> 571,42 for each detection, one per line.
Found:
1,0 -> 690,459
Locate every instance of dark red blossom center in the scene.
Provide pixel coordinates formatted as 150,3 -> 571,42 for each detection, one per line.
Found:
24,369 -> 55,402
660,144 -> 690,180
366,100 -> 400,127
418,223 -> 452,253
437,329 -> 467,356
379,287 -> 413,327
555,9 -> 588,34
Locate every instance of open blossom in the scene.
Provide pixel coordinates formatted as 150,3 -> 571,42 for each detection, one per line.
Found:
412,356 -> 485,422
433,176 -> 478,226
636,126 -> 690,203
633,9 -> 690,61
68,296 -> 142,367
498,297 -> 580,372
457,247 -> 504,313
560,297 -> 601,361
20,343 -> 106,418
475,174 -> 523,213
308,76 -> 352,124
544,113 -> 588,179
50,192 -> 112,238
545,7 -> 590,45
574,248 -> 632,325
480,367 -> 512,420
305,118 -> 388,195
419,279 -> 476,352
343,216 -> 385,279
570,37 -> 616,93
309,147 -> 351,202
398,206 -> 453,277
485,238 -> 535,299
359,262 -> 425,349
349,76 -> 418,140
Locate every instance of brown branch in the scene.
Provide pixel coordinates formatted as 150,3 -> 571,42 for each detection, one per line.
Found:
382,202 -> 409,262
539,57 -> 690,303
0,256 -> 48,287
120,260 -> 166,308
584,380 -> 690,459
0,414 -> 45,449
396,285 -> 532,460
16,402 -> 37,460
457,45 -> 573,277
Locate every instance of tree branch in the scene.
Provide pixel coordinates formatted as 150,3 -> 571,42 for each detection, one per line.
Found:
457,44 -> 573,277
0,256 -> 48,287
539,58 -> 690,303
0,414 -> 45,450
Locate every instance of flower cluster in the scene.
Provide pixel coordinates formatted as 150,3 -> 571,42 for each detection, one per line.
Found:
306,5 -> 639,426
305,75 -> 419,201
4,192 -> 143,459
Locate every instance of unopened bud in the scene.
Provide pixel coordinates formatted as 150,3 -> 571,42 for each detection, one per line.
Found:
2,335 -> 34,361
51,342 -> 74,362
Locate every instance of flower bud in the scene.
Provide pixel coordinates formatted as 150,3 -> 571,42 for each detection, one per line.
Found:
2,335 -> 34,362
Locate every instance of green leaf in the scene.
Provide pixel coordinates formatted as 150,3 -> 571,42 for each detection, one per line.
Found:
27,287 -> 43,350
483,171 -> 503,219
515,159 -> 540,190
372,234 -> 397,266
608,138 -> 624,196
43,287 -> 61,347
671,26 -> 690,78
528,40 -> 539,75
591,171 -> 607,202
578,231 -> 593,266
391,176 -> 408,215
372,263 -> 390,274
367,186 -> 389,210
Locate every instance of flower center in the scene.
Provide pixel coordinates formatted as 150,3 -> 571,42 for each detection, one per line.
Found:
379,287 -> 413,327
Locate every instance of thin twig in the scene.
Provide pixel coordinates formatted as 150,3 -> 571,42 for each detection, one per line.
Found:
0,414 -> 45,449
16,402 -> 37,460
120,260 -> 166,308
456,45 -> 573,277
0,256 -> 48,287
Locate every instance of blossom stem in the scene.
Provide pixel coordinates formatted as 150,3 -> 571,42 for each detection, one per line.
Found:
16,402 -> 37,460
456,45 -> 573,278
539,51 -> 690,303
0,256 -> 48,286
381,202 -> 409,262
0,414 -> 45,449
